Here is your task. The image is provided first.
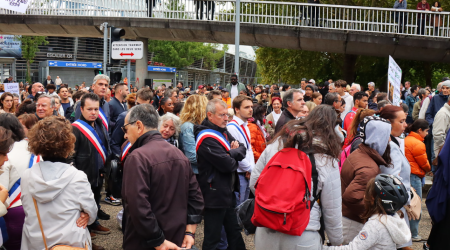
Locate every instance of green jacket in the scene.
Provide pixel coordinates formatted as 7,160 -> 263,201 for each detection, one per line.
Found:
225,83 -> 246,97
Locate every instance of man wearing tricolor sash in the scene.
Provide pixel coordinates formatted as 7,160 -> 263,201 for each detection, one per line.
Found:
226,95 -> 255,206
75,74 -> 110,132
194,99 -> 247,250
70,93 -> 111,249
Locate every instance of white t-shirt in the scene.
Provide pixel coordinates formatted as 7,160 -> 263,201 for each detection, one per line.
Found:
272,111 -> 282,125
231,85 -> 239,99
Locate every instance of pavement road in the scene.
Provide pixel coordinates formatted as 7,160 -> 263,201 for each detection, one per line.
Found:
94,194 -> 430,250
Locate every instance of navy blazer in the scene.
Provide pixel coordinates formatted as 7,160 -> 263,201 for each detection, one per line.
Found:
109,97 -> 127,131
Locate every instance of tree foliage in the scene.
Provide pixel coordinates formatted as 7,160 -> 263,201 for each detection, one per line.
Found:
15,36 -> 49,83
148,41 -> 227,69
256,0 -> 450,89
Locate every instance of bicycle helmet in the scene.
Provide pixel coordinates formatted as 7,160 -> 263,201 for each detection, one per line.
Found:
374,174 -> 408,215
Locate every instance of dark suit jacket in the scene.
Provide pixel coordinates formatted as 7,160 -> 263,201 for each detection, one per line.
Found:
109,97 -> 127,131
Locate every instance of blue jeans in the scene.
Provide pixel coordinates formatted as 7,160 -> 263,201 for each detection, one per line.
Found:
409,174 -> 422,238
235,174 -> 250,206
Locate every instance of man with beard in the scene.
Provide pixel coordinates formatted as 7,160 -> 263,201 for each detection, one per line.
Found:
225,75 -> 246,99
109,83 -> 129,131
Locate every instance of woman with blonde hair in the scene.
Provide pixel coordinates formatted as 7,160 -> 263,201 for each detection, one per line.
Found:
305,101 -> 317,113
179,95 -> 208,174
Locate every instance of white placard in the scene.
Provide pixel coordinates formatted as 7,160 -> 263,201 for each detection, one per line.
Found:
4,82 -> 20,103
387,56 -> 402,106
0,0 -> 31,14
111,41 -> 144,60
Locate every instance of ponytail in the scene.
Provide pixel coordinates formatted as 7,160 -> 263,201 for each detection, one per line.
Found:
405,119 -> 429,134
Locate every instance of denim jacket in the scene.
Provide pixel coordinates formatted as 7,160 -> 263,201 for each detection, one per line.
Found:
179,122 -> 198,174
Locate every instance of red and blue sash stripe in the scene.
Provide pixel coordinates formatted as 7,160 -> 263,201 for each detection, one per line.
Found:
196,129 -> 231,152
73,120 -> 108,163
8,154 -> 40,209
99,107 -> 108,131
121,142 -> 132,162
227,120 -> 250,149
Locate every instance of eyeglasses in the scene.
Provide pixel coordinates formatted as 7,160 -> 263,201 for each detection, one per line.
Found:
121,121 -> 137,133
216,113 -> 228,119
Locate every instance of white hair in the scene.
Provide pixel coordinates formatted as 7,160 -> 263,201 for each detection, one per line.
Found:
368,82 -> 375,87
93,74 -> 110,86
351,83 -> 361,91
329,83 -> 335,89
159,112 -> 181,138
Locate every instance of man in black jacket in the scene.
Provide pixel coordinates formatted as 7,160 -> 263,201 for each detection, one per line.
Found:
108,83 -> 129,132
274,89 -> 305,134
70,93 -> 111,250
194,99 -> 247,250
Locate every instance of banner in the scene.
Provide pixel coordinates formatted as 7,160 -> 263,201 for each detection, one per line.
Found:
0,35 -> 21,58
387,56 -> 402,106
0,0 -> 31,14
4,83 -> 20,103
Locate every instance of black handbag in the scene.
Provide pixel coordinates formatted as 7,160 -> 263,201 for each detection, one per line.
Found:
235,198 -> 256,235
105,157 -> 123,198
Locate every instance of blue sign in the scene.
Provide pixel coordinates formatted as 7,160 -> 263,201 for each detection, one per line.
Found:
48,61 -> 102,69
148,66 -> 176,73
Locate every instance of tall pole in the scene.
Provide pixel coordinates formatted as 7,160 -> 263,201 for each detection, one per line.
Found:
102,22 -> 108,75
127,59 -> 131,92
234,0 -> 240,76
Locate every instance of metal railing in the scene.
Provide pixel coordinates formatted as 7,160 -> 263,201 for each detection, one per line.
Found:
2,0 -> 450,38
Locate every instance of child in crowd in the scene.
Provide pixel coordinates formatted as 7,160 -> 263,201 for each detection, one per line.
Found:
324,174 -> 411,250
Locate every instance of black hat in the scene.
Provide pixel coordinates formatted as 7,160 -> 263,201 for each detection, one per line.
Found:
374,174 -> 408,215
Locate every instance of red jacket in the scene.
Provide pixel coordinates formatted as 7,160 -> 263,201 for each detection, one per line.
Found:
248,122 -> 266,163
343,107 -> 358,132
405,131 -> 431,178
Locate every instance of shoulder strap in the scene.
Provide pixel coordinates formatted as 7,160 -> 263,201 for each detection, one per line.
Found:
309,153 -> 321,209
33,197 -> 49,250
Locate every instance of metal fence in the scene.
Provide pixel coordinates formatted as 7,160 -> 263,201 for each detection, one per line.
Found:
2,0 -> 450,38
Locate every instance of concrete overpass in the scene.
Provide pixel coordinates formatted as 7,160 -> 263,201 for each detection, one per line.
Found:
1,0 -> 450,64
1,14 -> 450,63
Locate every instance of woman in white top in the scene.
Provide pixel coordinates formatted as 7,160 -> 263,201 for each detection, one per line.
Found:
265,97 -> 282,138
0,113 -> 30,250
21,116 -> 97,250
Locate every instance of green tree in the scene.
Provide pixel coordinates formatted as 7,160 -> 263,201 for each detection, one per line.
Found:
148,41 -> 227,69
255,0 -> 450,88
15,36 -> 49,83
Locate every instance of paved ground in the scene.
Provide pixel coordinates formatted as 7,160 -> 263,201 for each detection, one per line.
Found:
94,193 -> 430,250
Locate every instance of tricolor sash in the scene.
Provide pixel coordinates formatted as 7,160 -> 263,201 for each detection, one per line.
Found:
73,120 -> 108,163
121,142 -> 132,162
99,107 -> 108,131
227,120 -> 250,149
8,154 -> 40,209
196,129 -> 231,152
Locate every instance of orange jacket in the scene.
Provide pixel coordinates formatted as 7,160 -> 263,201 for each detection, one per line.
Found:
222,97 -> 232,109
405,131 -> 431,178
248,122 -> 266,163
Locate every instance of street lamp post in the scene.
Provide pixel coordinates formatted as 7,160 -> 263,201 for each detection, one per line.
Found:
234,0 -> 240,76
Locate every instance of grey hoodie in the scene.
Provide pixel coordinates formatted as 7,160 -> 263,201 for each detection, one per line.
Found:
20,161 -> 97,250
323,213 -> 411,250
362,119 -> 392,156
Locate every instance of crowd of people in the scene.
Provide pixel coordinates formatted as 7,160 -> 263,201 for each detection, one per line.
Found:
0,73 -> 449,250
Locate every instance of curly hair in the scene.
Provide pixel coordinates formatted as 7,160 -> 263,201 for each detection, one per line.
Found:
180,95 -> 208,125
27,116 -> 76,159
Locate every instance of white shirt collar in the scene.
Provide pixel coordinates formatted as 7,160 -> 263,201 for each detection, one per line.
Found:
232,115 -> 247,126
